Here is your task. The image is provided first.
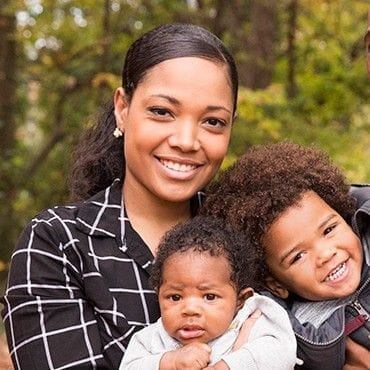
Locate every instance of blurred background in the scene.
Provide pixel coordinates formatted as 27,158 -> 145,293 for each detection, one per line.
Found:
0,0 -> 369,365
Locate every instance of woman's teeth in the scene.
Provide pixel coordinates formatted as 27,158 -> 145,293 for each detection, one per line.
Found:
325,262 -> 346,282
161,160 -> 197,172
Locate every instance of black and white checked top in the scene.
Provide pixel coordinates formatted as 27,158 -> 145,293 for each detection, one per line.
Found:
1,179 -> 203,369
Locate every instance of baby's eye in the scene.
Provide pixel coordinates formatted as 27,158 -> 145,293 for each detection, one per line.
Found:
204,294 -> 217,301
324,224 -> 336,235
169,294 -> 181,301
291,251 -> 305,265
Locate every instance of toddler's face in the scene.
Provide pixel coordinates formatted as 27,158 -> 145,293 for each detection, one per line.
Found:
264,191 -> 363,301
158,250 -> 249,345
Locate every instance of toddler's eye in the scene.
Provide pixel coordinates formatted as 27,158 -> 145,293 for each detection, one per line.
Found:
324,224 -> 336,235
291,252 -> 305,264
170,294 -> 181,301
204,294 -> 217,301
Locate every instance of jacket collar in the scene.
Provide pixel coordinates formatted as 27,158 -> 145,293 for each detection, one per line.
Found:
351,185 -> 370,266
75,179 -> 122,238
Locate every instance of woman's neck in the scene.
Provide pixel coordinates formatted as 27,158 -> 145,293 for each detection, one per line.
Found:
122,182 -> 191,256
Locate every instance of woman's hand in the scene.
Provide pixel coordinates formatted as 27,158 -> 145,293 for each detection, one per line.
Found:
343,337 -> 370,370
232,309 -> 262,351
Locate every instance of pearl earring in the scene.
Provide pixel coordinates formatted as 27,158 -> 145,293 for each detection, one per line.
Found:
113,127 -> 123,138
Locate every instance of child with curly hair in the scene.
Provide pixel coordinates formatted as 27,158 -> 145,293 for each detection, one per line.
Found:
201,142 -> 370,370
120,216 -> 298,369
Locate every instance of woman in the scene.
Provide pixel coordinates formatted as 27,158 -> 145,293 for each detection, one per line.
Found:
1,23 -> 238,369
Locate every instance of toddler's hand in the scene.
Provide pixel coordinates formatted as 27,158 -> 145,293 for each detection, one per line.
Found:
232,309 -> 261,351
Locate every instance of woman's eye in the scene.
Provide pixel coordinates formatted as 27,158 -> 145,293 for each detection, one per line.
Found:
206,118 -> 226,127
169,294 -> 181,301
149,107 -> 171,117
204,294 -> 217,301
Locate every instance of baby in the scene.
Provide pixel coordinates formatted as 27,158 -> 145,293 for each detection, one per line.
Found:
120,215 -> 297,369
202,141 -> 370,369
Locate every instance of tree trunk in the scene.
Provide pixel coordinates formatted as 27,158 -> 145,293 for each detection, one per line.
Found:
286,0 -> 299,97
0,12 -> 17,158
240,0 -> 278,89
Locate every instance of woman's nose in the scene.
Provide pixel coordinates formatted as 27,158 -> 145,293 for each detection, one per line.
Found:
167,120 -> 201,152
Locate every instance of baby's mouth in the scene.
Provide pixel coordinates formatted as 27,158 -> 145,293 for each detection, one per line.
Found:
178,325 -> 205,340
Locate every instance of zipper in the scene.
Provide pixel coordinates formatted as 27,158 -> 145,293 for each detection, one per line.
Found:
348,275 -> 370,320
294,276 -> 370,346
350,300 -> 369,320
294,305 -> 346,346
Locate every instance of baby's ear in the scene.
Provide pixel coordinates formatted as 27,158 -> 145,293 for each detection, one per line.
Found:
236,287 -> 254,309
264,276 -> 289,299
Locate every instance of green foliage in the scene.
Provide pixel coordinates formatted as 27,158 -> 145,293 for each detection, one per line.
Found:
0,0 -> 369,266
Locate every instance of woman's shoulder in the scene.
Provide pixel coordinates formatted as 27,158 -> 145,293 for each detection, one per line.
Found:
26,180 -> 123,238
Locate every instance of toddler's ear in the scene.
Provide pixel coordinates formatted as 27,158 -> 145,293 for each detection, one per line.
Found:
236,287 -> 254,309
264,276 -> 289,299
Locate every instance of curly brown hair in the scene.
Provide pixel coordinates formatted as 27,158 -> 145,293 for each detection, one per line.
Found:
150,216 -> 264,292
201,142 -> 356,279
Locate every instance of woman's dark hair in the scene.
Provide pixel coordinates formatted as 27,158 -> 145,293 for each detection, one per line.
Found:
201,142 -> 356,279
68,23 -> 238,201
150,216 -> 264,292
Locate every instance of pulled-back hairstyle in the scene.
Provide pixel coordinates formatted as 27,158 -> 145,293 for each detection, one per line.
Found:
150,216 -> 264,292
68,23 -> 238,201
201,142 -> 356,279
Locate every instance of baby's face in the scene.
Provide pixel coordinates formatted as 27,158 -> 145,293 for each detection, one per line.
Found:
158,250 -> 246,345
264,191 -> 363,301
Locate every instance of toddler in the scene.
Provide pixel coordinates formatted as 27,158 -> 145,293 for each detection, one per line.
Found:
202,142 -> 370,369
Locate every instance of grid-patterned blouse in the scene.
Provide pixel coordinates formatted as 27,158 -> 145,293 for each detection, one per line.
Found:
1,179 -> 202,369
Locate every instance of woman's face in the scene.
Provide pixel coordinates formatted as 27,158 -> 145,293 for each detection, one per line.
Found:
114,57 -> 234,205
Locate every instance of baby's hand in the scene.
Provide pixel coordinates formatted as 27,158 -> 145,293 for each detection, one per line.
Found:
160,342 -> 211,369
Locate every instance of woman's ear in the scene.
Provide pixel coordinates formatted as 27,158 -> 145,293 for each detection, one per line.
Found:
114,87 -> 129,131
236,287 -> 254,310
264,276 -> 289,299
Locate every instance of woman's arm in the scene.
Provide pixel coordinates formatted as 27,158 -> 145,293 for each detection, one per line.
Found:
1,211 -> 133,369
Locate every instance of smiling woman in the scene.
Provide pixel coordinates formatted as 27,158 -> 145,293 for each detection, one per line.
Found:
1,23 -> 239,369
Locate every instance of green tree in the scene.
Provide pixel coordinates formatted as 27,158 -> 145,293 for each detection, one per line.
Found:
0,0 -> 369,279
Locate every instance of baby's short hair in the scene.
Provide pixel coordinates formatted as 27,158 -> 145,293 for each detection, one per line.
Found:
201,142 -> 356,278
150,216 -> 264,292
